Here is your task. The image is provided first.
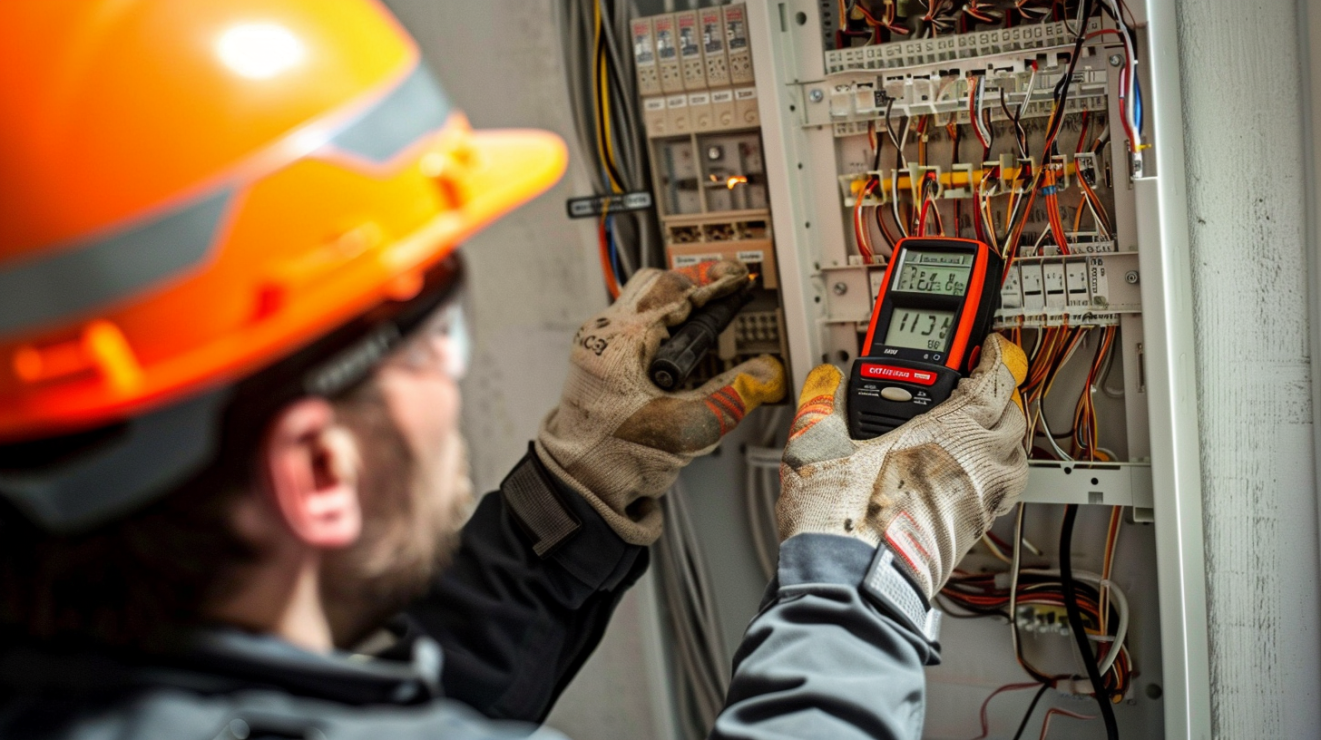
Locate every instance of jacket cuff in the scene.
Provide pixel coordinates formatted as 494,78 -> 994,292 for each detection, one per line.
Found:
778,534 -> 942,648
502,443 -> 643,592
862,546 -> 942,646
500,444 -> 581,557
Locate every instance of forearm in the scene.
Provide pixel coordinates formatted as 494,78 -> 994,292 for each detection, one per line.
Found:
404,444 -> 649,722
712,535 -> 938,740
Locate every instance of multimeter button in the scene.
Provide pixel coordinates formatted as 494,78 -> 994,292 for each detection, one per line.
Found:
881,387 -> 913,402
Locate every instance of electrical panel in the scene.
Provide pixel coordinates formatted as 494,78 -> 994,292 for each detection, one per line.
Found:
802,10 -> 1164,727
733,2 -> 1207,738
816,14 -> 1151,478
587,2 -> 1206,738
634,3 -> 789,389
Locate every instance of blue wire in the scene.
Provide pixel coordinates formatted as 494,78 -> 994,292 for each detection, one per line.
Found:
1133,75 -> 1143,136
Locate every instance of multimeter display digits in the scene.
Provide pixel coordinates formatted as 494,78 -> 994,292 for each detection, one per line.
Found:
849,238 -> 1002,440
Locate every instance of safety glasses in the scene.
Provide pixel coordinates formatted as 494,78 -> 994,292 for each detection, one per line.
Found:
301,255 -> 469,398
379,287 -> 471,382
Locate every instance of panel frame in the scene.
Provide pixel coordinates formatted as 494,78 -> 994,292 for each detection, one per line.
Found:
747,2 -> 1210,737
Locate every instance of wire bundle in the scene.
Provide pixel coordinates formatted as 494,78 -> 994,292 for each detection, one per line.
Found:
941,569 -> 1134,697
1071,325 -> 1117,460
942,499 -> 1132,740
557,0 -> 663,300
745,407 -> 788,581
656,480 -> 731,738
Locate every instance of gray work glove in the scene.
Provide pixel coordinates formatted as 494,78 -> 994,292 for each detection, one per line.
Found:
776,334 -> 1029,599
537,260 -> 786,545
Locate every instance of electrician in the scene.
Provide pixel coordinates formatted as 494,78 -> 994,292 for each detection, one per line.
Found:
0,2 -> 1028,738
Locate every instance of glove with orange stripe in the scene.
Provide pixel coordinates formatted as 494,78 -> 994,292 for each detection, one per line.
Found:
537,260 -> 786,545
776,334 -> 1028,599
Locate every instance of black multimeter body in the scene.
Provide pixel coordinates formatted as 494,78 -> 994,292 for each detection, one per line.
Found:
849,237 -> 1002,440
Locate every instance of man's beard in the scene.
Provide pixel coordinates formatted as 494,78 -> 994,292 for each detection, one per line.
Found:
321,389 -> 474,647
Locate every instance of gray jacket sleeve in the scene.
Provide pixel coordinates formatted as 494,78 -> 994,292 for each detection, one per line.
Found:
711,534 -> 940,740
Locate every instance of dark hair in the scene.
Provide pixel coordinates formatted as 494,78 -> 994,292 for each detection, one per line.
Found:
0,465 -> 254,649
0,372 -> 285,649
0,375 -> 394,649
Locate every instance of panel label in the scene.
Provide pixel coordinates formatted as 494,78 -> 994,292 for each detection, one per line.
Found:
672,253 -> 721,267
860,363 -> 939,386
632,20 -> 655,66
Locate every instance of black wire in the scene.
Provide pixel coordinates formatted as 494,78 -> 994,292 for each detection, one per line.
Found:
1010,683 -> 1052,740
1000,87 -> 1027,158
884,98 -> 906,169
1060,504 -> 1119,739
1044,0 -> 1096,147
871,122 -> 884,171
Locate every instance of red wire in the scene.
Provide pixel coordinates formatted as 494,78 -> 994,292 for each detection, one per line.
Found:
1075,109 -> 1091,156
970,683 -> 1042,740
854,179 -> 878,263
1038,707 -> 1097,740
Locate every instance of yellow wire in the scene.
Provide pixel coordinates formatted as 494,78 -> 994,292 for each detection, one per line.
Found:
593,1 -> 623,194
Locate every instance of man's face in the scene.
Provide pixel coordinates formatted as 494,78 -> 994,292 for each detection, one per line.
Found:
320,312 -> 474,645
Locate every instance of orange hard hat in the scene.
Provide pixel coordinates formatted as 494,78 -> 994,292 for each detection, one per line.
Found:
0,0 -> 566,528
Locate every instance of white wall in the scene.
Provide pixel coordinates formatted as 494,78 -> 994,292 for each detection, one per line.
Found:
1177,0 -> 1321,736
380,2 -> 666,738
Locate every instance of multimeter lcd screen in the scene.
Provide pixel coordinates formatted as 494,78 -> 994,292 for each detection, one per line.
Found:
895,250 -> 974,296
884,308 -> 955,352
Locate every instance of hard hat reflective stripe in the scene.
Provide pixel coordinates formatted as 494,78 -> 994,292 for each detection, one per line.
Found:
329,64 -> 451,163
0,63 -> 451,340
0,189 -> 233,337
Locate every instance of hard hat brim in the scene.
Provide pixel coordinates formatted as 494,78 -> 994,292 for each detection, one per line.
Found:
0,120 -> 568,443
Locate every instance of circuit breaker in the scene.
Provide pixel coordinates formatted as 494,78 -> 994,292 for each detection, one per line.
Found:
633,3 -> 789,389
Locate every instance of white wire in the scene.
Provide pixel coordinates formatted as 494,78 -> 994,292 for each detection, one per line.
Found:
1008,503 -> 1028,662
658,479 -> 731,734
745,442 -> 783,581
1098,328 -> 1125,398
745,462 -> 776,580
1021,568 -> 1130,678
1017,64 -> 1038,123
1036,407 -> 1074,461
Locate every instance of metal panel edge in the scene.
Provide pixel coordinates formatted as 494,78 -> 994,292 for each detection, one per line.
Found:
1137,0 -> 1212,736
1019,463 -> 1153,508
748,1 -> 825,393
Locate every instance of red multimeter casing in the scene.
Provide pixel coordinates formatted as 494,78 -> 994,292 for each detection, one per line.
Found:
848,237 -> 1002,440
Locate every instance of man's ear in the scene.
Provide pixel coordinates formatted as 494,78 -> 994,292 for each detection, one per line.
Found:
260,397 -> 363,549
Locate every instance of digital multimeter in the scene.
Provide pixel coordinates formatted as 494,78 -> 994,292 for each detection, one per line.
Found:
849,237 -> 1002,440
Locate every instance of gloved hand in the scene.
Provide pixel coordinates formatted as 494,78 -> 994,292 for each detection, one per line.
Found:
776,334 -> 1028,599
537,260 -> 786,545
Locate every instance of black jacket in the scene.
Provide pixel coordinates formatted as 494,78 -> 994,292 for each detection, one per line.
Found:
0,448 -> 934,739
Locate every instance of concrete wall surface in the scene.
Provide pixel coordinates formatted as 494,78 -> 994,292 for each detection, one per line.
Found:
1177,0 -> 1321,736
